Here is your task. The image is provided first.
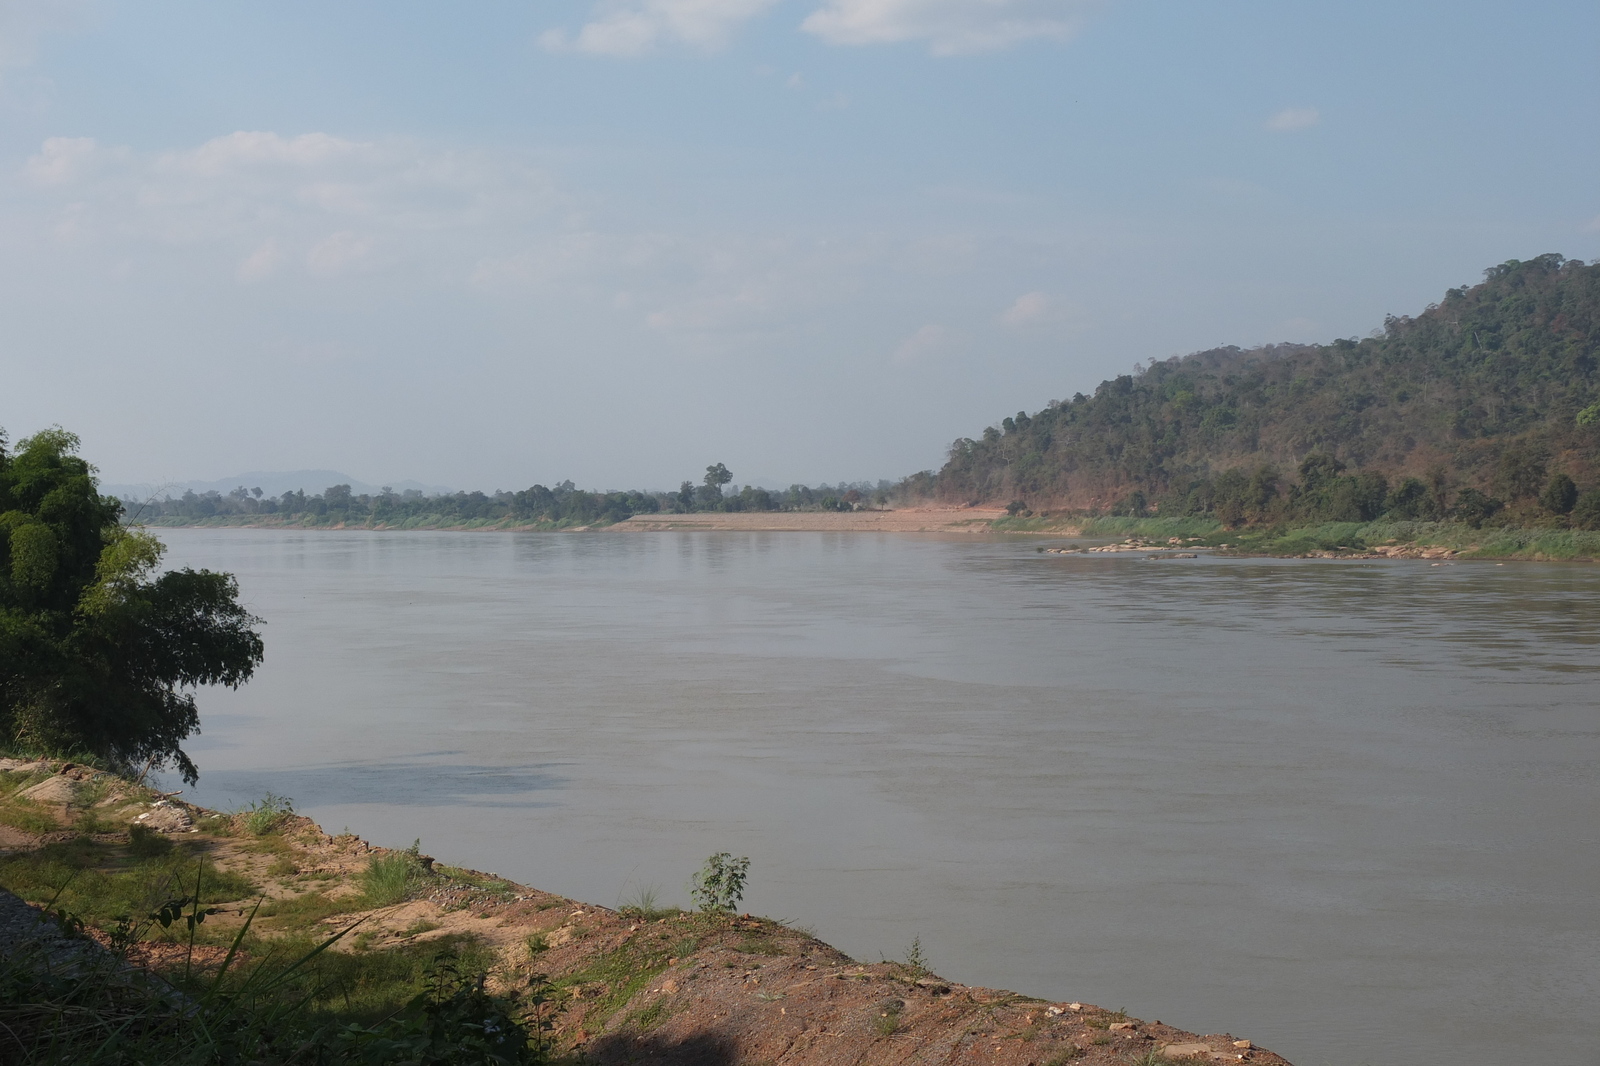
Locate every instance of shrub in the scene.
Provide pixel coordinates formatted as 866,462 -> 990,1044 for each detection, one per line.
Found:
689,853 -> 749,913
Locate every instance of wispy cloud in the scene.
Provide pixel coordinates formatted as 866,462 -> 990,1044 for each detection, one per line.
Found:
1000,291 -> 1050,326
893,323 -> 952,364
540,0 -> 778,56
20,131 -> 562,266
25,136 -> 100,185
1265,106 -> 1320,132
801,0 -> 1090,55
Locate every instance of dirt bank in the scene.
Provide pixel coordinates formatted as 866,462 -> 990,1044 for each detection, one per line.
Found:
0,759 -> 1288,1065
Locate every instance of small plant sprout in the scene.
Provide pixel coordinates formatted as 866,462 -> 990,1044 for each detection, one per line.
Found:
689,852 -> 750,913
903,936 -> 929,974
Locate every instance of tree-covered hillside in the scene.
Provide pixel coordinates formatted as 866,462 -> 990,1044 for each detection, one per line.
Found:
935,255 -> 1600,523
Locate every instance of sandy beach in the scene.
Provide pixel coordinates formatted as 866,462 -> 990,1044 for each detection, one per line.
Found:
612,508 -> 1010,533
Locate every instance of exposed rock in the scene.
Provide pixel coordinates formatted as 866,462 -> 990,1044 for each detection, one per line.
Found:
1162,1043 -> 1215,1057
19,776 -> 83,805
134,803 -> 193,833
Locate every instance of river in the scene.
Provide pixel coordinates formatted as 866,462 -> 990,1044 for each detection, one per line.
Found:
158,528 -> 1600,1066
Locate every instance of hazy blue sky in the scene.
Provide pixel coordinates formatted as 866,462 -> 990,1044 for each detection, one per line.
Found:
2,0 -> 1596,491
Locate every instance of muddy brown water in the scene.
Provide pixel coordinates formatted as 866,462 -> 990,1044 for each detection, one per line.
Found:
158,529 -> 1600,1066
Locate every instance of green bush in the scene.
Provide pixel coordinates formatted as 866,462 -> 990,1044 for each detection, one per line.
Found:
689,853 -> 749,913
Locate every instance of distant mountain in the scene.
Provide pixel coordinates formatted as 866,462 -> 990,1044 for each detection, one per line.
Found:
934,254 -> 1600,511
104,470 -> 452,501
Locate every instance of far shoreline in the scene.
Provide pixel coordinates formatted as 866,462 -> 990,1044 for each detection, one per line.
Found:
138,510 -> 1599,561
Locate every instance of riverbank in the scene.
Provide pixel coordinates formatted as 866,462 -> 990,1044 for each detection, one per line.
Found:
0,758 -> 1287,1065
135,509 -> 1599,560
991,515 -> 1600,561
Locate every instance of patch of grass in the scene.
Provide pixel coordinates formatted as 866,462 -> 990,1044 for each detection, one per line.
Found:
73,808 -> 116,834
526,933 -> 550,956
266,855 -> 299,878
401,918 -> 440,938
554,935 -> 675,1022
872,998 -> 904,1037
224,931 -> 498,1027
0,841 -> 258,932
0,799 -> 60,833
735,936 -> 792,956
241,792 -> 294,836
362,851 -> 426,907
0,770 -> 50,798
1045,1046 -> 1085,1063
256,889 -> 364,925
619,882 -> 683,920
126,824 -> 172,858
624,995 -> 673,1032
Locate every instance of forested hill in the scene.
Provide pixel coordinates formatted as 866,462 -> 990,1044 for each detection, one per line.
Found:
935,254 -> 1600,518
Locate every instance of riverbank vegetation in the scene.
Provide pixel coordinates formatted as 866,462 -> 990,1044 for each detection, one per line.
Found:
0,429 -> 263,783
996,514 -> 1600,560
125,466 -> 903,530
931,255 -> 1600,529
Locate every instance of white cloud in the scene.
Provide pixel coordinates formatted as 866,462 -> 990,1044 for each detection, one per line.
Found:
1265,107 -> 1320,132
801,0 -> 1089,55
1000,290 -> 1049,326
893,323 -> 951,364
25,136 -> 98,185
17,130 -> 561,257
540,0 -> 777,55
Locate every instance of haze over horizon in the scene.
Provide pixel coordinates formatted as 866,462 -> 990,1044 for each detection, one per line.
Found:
3,0 -> 1597,490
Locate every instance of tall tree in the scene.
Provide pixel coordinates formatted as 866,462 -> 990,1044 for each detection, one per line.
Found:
0,428 -> 263,783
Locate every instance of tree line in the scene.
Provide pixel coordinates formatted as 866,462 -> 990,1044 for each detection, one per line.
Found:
127,465 -> 907,526
1077,450 -> 1600,530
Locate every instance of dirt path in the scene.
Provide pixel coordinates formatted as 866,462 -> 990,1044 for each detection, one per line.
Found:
0,760 -> 1289,1065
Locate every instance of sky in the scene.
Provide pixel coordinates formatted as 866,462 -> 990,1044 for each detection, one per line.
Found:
1,0 -> 1597,492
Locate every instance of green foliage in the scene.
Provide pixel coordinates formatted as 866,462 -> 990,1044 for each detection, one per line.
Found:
1541,473 -> 1579,514
319,962 -> 543,1065
243,792 -> 295,835
0,845 -> 257,934
0,909 -> 542,1065
1572,490 -> 1600,530
935,255 -> 1600,519
126,824 -> 172,858
362,850 -> 426,908
618,882 -> 681,920
128,463 -> 913,525
0,428 -> 264,784
689,852 -> 749,913
902,936 -> 930,975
